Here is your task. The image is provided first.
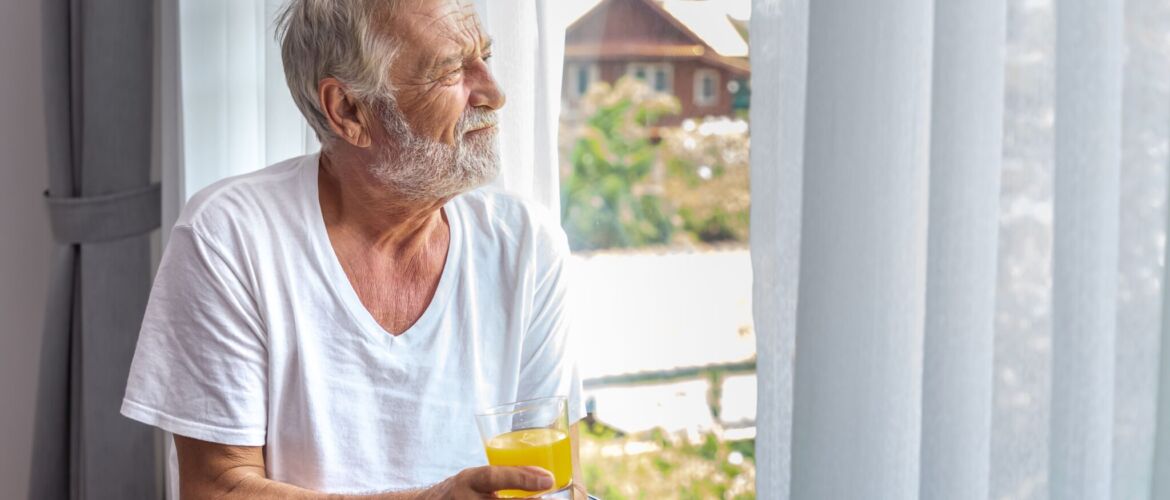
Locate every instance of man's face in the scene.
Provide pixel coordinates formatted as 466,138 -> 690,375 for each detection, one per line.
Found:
364,0 -> 505,200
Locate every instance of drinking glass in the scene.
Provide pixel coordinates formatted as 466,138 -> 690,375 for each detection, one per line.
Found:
475,396 -> 574,498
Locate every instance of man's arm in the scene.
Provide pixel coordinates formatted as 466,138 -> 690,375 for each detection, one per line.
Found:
174,435 -> 555,500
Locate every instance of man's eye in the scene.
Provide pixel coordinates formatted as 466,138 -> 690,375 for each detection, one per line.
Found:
440,68 -> 463,84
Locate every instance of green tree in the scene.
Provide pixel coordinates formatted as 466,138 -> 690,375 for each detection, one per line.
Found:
561,77 -> 681,251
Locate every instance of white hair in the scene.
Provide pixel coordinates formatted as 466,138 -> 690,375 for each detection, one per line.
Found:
275,0 -> 402,146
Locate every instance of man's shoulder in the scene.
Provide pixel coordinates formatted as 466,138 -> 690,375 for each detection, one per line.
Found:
176,154 -> 313,232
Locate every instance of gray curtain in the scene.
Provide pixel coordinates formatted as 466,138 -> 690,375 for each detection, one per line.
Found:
29,0 -> 160,498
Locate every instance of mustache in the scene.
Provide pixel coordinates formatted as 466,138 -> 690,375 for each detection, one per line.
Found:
456,108 -> 499,135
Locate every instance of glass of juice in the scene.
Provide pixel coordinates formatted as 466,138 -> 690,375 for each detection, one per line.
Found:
475,396 -> 573,498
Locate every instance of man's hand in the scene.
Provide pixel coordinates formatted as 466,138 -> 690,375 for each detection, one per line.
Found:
420,466 -> 556,499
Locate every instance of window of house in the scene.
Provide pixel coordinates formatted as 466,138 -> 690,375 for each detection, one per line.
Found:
627,62 -> 674,93
694,69 -> 720,107
565,62 -> 600,100
652,65 -> 671,92
633,65 -> 648,81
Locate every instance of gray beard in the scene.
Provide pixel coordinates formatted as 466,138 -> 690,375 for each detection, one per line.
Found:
368,102 -> 500,201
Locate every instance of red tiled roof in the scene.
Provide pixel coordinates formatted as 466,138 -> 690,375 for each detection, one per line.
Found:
565,0 -> 750,76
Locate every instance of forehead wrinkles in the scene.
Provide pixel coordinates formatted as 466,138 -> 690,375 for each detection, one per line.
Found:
409,1 -> 485,49
390,1 -> 488,85
453,1 -> 485,44
444,15 -> 485,53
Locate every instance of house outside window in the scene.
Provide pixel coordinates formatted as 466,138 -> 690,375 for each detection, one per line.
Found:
694,69 -> 720,107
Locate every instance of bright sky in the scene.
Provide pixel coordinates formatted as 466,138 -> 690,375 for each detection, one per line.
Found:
662,0 -> 749,56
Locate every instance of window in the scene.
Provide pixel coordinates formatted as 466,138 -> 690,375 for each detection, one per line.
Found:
560,3 -> 753,497
564,62 -> 600,100
626,62 -> 674,93
653,66 -> 670,93
694,69 -> 720,107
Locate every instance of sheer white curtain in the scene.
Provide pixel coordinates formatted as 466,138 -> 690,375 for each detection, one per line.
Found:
160,0 -> 319,242
472,0 -> 567,211
751,0 -> 1170,498
157,0 -> 566,497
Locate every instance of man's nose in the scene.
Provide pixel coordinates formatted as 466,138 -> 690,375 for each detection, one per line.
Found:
469,67 -> 506,110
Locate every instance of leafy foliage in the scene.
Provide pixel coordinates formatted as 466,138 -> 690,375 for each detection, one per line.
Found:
561,77 -> 681,251
560,78 -> 751,251
580,425 -> 756,499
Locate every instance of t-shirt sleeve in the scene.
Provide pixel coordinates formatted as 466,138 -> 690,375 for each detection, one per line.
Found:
121,225 -> 268,446
517,224 -> 586,424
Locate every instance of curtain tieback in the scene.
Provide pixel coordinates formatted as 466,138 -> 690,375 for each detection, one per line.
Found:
44,183 -> 161,244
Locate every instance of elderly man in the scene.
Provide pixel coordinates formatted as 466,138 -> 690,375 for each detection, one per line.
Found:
120,0 -> 586,498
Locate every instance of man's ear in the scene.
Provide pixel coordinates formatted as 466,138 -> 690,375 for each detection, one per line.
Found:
318,77 -> 373,148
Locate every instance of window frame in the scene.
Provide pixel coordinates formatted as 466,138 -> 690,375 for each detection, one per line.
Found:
565,62 -> 601,100
694,68 -> 721,107
626,62 -> 674,94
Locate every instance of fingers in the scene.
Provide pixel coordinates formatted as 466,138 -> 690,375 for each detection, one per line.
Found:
463,465 -> 554,493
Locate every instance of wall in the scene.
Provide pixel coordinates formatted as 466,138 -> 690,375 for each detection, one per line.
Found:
0,0 -> 51,497
566,58 -> 740,125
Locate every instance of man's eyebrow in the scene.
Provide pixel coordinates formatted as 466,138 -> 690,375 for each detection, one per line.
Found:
429,37 -> 494,75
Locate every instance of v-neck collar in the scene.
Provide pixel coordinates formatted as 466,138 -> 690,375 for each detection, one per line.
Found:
301,153 -> 462,346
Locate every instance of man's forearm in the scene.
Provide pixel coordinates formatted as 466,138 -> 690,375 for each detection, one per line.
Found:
174,435 -> 554,499
190,470 -> 431,500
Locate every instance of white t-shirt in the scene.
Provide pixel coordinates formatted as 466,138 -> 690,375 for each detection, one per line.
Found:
121,153 -> 584,494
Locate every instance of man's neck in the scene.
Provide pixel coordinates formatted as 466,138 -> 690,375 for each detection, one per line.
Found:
317,152 -> 450,259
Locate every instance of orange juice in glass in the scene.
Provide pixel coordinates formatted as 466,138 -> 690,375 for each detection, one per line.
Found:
476,396 -> 573,498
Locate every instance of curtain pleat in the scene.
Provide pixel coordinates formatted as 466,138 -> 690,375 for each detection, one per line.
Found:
917,1 -> 1005,498
1111,2 -> 1170,498
787,0 -> 934,497
474,0 -> 565,213
29,0 -> 78,497
174,0 -> 318,198
749,0 -> 807,496
988,2 -> 1054,496
178,0 -> 262,193
1049,0 -> 1123,497
263,0 -> 316,164
1156,259 -> 1170,497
